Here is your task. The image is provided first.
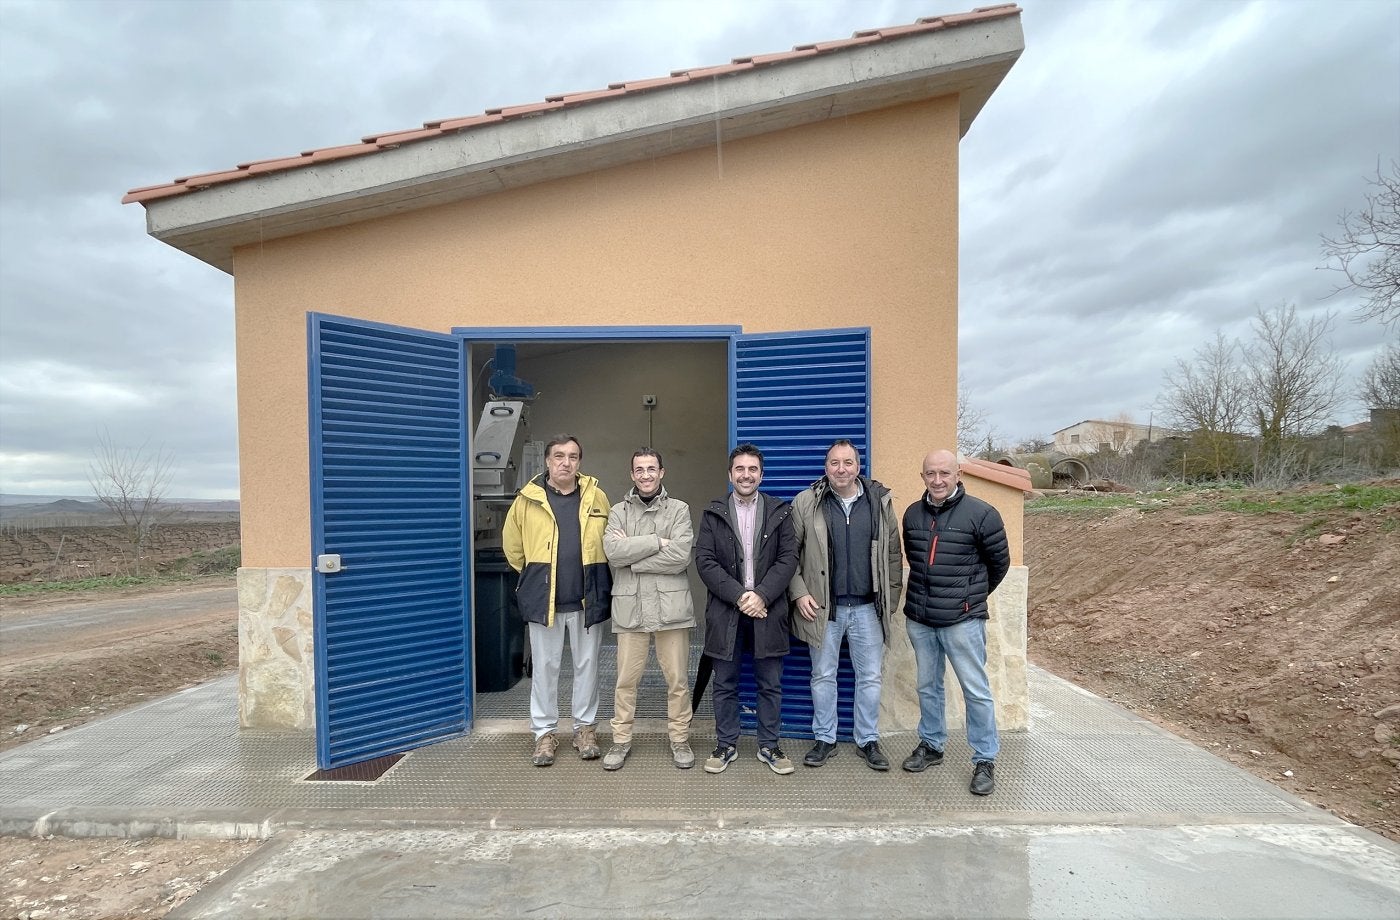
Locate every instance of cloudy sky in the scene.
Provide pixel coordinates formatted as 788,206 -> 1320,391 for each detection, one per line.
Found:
1,0 -> 1396,498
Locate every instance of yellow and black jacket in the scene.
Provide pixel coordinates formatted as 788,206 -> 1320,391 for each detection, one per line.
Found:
503,473 -> 612,628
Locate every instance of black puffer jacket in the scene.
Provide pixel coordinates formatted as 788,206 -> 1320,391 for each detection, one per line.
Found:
695,493 -> 798,661
901,484 -> 1010,628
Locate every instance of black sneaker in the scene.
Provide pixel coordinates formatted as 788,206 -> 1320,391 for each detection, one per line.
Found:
803,740 -> 838,767
855,740 -> 890,771
970,761 -> 996,796
902,740 -> 944,772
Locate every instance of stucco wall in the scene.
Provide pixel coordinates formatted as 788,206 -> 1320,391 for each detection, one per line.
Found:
231,96 -> 962,568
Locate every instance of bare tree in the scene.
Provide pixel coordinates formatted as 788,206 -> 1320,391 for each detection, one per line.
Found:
87,430 -> 177,573
1158,332 -> 1250,477
1016,434 -> 1053,453
1357,342 -> 1400,410
1321,161 -> 1400,326
1242,304 -> 1346,453
957,375 -> 988,456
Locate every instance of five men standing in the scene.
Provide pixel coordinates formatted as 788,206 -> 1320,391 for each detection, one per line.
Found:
506,435 -> 1008,795
788,440 -> 903,770
601,449 -> 696,770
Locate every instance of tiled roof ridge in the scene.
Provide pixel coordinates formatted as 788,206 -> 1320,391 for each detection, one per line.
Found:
122,5 -> 1020,205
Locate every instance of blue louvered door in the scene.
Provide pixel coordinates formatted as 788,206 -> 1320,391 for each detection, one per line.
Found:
731,328 -> 871,740
309,313 -> 471,769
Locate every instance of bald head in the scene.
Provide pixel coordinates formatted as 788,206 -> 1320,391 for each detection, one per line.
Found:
920,449 -> 960,503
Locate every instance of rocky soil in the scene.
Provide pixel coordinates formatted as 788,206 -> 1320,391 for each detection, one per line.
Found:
1026,481 -> 1400,842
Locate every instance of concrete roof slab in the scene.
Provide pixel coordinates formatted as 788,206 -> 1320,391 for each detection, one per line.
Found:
135,11 -> 1023,273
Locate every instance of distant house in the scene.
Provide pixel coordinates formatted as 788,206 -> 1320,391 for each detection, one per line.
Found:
1052,419 -> 1178,455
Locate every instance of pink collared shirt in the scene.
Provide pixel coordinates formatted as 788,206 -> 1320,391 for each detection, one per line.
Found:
732,493 -> 759,590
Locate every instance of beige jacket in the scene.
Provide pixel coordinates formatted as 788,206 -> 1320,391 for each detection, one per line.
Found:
602,487 -> 695,633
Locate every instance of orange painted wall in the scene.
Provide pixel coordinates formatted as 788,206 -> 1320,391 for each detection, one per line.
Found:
232,97 -> 963,567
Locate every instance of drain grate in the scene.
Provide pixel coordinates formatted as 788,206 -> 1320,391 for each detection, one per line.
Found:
303,753 -> 404,783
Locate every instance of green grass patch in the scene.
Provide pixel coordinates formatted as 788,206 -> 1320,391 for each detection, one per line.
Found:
163,544 -> 241,576
0,572 -> 231,597
1206,484 -> 1400,515
1026,493 -> 1155,514
0,545 -> 240,596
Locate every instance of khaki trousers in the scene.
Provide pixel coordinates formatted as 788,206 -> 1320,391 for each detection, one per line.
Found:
609,627 -> 693,744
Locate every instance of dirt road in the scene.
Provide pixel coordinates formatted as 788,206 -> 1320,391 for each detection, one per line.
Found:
0,583 -> 237,665
0,578 -> 238,749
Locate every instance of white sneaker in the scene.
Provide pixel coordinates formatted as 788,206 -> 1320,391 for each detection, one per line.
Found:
671,740 -> 695,769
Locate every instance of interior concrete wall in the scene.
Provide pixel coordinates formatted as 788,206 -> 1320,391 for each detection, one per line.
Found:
472,340 -> 729,616
494,341 -> 730,509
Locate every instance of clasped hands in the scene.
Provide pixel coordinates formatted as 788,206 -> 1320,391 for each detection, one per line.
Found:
737,590 -> 767,619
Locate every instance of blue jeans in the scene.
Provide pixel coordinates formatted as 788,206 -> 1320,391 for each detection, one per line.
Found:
810,602 -> 883,745
905,617 -> 999,763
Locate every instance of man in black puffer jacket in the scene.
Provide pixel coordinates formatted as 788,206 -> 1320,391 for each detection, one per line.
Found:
900,448 -> 1010,796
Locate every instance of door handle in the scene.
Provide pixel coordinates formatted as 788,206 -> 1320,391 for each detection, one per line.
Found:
316,554 -> 345,574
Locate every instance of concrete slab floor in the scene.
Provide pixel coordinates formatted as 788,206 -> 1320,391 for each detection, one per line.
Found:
175,824 -> 1400,920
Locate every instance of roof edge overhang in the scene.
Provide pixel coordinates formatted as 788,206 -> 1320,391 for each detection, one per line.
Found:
140,15 -> 1023,273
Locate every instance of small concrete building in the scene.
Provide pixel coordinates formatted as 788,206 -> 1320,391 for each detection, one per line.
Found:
124,6 -> 1028,768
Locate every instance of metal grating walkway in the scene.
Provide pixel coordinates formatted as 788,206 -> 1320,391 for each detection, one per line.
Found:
0,663 -> 1327,839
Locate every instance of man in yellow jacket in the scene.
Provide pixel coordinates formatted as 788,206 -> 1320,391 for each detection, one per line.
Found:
503,434 -> 612,767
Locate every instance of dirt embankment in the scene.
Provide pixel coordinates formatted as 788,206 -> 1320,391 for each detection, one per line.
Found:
1027,485 -> 1400,842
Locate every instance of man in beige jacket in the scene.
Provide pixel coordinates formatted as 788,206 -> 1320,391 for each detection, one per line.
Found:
601,449 -> 696,770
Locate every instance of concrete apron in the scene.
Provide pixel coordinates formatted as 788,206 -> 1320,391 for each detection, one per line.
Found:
176,824 -> 1400,920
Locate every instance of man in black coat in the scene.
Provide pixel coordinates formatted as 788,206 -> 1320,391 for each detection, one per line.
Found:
694,443 -> 799,775
900,449 -> 1010,796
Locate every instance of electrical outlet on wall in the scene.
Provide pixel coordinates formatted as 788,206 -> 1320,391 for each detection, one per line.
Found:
642,394 -> 658,407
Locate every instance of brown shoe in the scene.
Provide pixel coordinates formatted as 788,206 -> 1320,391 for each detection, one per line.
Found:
532,733 -> 558,767
573,725 -> 601,760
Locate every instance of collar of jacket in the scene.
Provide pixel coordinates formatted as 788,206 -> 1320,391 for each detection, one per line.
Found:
706,491 -> 775,518
922,482 -> 964,513
811,475 -> 889,504
519,473 -> 599,506
625,485 -> 669,507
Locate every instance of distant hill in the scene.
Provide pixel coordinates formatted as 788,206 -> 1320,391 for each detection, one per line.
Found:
0,495 -> 239,527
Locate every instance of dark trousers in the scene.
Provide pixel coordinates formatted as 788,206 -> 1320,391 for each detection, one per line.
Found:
711,617 -> 783,748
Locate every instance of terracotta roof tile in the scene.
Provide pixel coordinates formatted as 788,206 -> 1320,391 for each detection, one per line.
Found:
962,457 -> 1033,493
746,47 -> 820,66
806,35 -> 883,52
123,4 -> 1021,205
434,113 -> 505,131
550,88 -> 629,105
362,126 -> 444,145
609,74 -> 690,92
494,99 -> 566,118
671,61 -> 754,79
172,167 -> 249,186
303,143 -> 381,163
